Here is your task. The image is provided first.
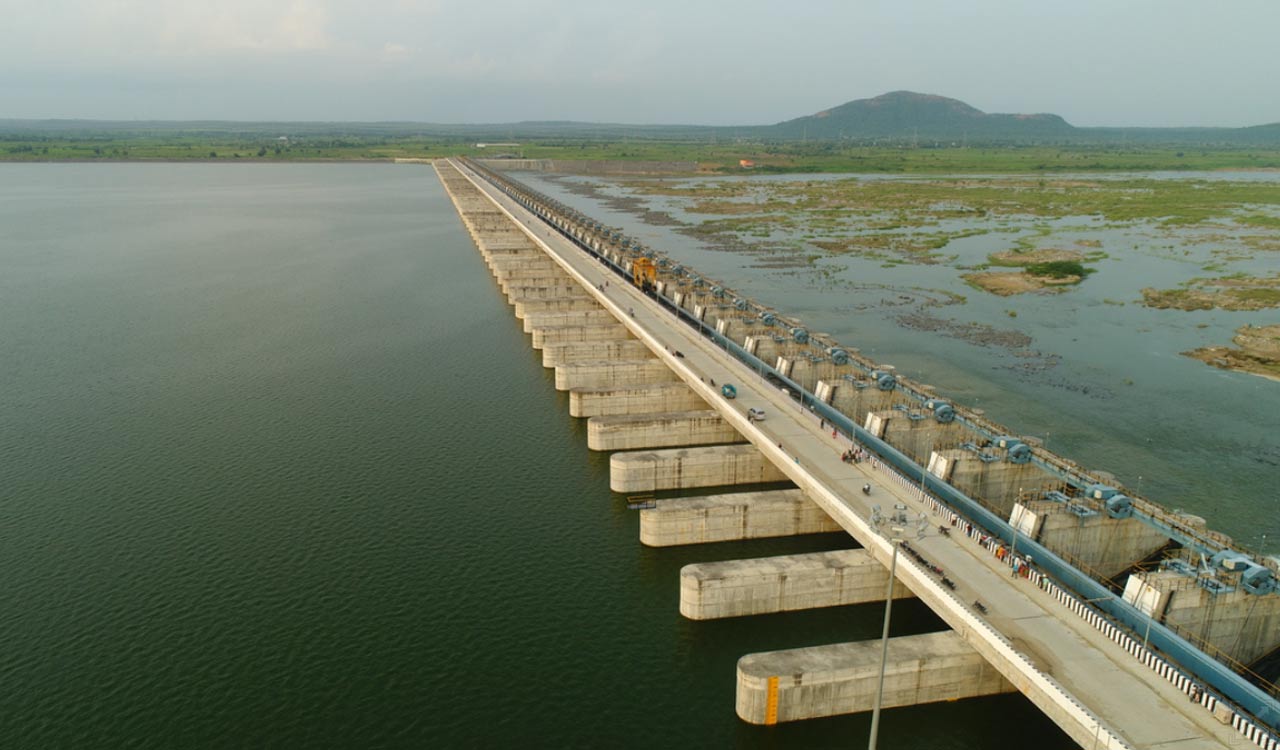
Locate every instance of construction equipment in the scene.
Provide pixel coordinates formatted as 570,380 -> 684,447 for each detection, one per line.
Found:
632,257 -> 657,294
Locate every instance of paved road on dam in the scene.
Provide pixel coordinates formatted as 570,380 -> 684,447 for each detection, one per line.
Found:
453,159 -> 1240,749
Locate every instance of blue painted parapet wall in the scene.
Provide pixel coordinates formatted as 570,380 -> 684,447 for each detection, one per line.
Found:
460,158 -> 1280,730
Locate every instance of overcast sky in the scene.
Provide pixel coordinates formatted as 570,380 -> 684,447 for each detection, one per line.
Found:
2,0 -> 1277,127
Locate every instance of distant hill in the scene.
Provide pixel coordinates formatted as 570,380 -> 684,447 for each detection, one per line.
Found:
767,91 -> 1075,141
2,91 -> 1277,147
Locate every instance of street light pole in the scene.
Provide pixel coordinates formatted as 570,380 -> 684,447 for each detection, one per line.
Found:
1011,487 -> 1022,558
868,530 -> 903,750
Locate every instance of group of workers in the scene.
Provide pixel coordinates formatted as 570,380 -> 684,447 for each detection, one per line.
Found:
841,446 -> 870,464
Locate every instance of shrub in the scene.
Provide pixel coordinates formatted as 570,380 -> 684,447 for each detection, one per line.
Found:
1025,260 -> 1092,278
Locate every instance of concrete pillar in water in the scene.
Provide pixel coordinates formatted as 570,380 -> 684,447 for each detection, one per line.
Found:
640,489 -> 841,546
782,358 -> 848,393
769,344 -> 814,383
570,382 -> 707,418
495,268 -> 572,287
522,309 -> 617,333
530,323 -> 633,350
712,316 -> 758,344
483,249 -> 542,268
864,408 -> 968,466
513,297 -> 602,320
610,444 -> 790,493
834,387 -> 904,431
743,334 -> 780,364
499,274 -> 574,296
554,359 -> 678,391
680,550 -> 914,620
505,285 -> 593,303
587,410 -> 742,451
928,448 -> 1056,517
736,631 -> 1014,724
1125,568 -> 1280,666
1011,500 -> 1171,580
541,340 -> 653,368
489,259 -> 559,278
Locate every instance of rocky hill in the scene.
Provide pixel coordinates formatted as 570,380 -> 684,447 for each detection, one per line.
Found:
768,91 -> 1075,141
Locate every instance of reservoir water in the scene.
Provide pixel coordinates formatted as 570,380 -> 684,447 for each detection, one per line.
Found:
0,163 -> 1076,747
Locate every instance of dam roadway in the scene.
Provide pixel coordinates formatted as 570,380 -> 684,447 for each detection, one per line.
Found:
444,158 -> 1249,749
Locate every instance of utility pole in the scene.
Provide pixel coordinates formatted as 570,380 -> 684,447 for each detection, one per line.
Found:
868,523 -> 905,750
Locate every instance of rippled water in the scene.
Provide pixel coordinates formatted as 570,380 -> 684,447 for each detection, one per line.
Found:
0,164 -> 1070,747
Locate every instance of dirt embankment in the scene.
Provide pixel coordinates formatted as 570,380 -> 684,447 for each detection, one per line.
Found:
963,271 -> 1082,296
1184,324 -> 1280,382
1142,275 -> 1280,311
988,248 -> 1085,265
484,159 -> 699,175
965,248 -> 1088,296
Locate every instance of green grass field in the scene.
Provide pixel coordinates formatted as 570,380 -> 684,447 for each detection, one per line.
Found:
4,132 -> 1280,173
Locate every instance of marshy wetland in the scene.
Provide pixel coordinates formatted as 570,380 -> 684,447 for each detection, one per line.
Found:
538,170 -> 1280,373
518,168 -> 1280,546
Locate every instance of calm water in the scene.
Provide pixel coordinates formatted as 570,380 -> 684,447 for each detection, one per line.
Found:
0,164 -> 1068,747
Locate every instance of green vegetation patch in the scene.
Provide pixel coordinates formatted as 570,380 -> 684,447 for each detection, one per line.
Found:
1142,274 -> 1280,311
1025,260 -> 1094,279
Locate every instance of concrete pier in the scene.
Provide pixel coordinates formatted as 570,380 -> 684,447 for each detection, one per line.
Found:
513,298 -> 602,319
522,309 -> 618,333
1128,570 -> 1280,666
788,361 -> 850,394
489,259 -> 560,278
1013,500 -> 1171,580
569,383 -> 706,418
542,339 -> 653,368
554,359 -> 677,391
496,270 -> 573,290
929,449 -> 1056,516
680,549 -> 914,620
530,323 -> 633,349
736,631 -> 1014,724
639,489 -> 841,546
587,410 -> 742,451
743,334 -> 781,363
837,387 -> 907,429
610,444 -> 790,493
505,285 -> 593,303
484,250 -> 542,267
866,408 -> 968,466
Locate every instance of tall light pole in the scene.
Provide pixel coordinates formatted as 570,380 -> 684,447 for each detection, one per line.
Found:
868,523 -> 905,750
1011,487 -> 1022,559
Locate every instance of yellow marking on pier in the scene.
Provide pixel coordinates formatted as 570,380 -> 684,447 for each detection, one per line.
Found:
764,676 -> 780,725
